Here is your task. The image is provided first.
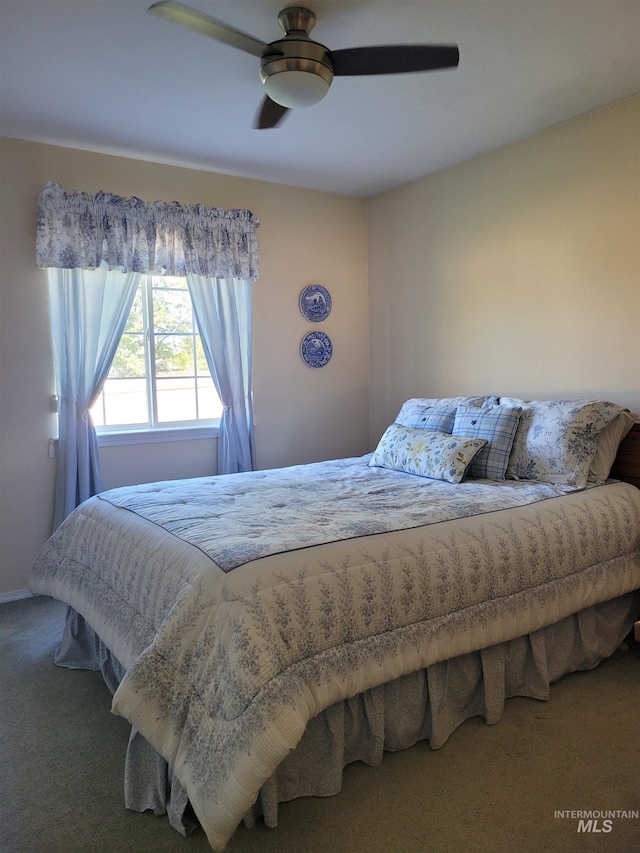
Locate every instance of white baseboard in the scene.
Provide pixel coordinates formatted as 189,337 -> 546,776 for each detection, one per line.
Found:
0,589 -> 34,605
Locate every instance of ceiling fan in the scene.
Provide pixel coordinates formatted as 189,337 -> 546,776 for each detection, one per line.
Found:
148,1 -> 459,129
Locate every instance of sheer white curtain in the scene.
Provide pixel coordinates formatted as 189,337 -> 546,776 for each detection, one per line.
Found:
37,182 -> 260,528
187,275 -> 255,473
47,264 -> 140,528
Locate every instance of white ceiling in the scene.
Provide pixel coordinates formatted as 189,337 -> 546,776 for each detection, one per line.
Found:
1,0 -> 639,198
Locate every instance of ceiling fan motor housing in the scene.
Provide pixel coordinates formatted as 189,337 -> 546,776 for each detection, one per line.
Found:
260,7 -> 334,108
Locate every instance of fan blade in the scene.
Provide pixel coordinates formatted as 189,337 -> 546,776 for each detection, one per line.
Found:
254,96 -> 289,129
148,1 -> 270,58
329,44 -> 459,76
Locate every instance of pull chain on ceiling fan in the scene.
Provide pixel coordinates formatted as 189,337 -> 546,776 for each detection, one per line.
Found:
148,1 -> 459,128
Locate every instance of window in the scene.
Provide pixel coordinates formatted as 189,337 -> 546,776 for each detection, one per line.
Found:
91,276 -> 222,437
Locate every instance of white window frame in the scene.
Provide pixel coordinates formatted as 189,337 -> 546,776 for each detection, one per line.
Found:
93,275 -> 221,446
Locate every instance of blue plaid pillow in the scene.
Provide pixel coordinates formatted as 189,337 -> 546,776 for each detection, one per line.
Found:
453,405 -> 522,481
396,397 -> 490,428
398,405 -> 457,433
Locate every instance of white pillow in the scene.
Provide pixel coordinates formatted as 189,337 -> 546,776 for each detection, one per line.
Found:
369,424 -> 487,484
588,410 -> 636,484
500,398 -> 626,487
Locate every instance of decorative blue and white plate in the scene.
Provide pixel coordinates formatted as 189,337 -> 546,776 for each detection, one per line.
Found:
300,331 -> 333,368
299,283 -> 332,322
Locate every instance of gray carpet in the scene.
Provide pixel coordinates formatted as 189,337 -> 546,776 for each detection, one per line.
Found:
1,595 -> 639,853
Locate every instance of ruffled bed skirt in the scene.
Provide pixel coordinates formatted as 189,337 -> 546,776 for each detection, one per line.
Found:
54,591 -> 640,838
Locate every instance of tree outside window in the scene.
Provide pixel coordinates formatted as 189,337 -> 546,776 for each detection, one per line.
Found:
91,276 -> 222,429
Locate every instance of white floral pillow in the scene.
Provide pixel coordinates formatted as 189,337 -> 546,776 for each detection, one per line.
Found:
500,398 -> 626,487
369,424 -> 487,484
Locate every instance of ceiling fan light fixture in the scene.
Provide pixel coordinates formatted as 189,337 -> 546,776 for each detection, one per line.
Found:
263,69 -> 330,108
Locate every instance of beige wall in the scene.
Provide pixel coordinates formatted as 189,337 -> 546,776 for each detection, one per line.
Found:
0,139 -> 369,595
368,97 -> 640,444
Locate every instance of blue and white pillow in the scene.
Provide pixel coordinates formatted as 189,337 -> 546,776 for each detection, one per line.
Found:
452,404 -> 522,481
500,398 -> 625,488
397,406 -> 457,433
396,396 -> 494,430
369,424 -> 487,484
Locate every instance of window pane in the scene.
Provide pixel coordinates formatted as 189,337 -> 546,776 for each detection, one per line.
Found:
153,289 -> 193,334
109,332 -> 146,378
155,334 -> 196,378
99,378 -> 148,426
197,378 -> 223,420
154,275 -> 187,290
157,377 -> 197,422
95,276 -> 222,431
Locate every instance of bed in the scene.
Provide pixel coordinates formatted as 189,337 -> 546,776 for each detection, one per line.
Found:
29,395 -> 640,851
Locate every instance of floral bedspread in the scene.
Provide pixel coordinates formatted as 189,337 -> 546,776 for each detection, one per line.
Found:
29,457 -> 640,851
98,455 -> 580,571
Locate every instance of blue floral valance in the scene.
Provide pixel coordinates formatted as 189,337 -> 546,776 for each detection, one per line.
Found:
36,182 -> 260,281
